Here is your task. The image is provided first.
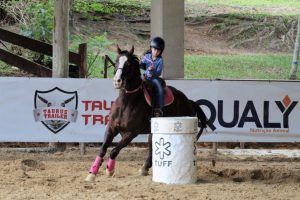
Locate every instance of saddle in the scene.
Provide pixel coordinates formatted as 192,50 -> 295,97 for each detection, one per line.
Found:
142,78 -> 174,107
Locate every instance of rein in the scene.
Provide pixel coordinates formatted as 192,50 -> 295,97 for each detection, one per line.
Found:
125,84 -> 142,94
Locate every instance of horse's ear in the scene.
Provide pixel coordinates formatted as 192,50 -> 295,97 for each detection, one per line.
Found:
129,45 -> 134,54
117,44 -> 122,54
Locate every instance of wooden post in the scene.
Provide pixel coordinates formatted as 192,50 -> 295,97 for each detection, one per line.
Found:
53,0 -> 70,78
50,0 -> 70,151
80,143 -> 86,155
104,55 -> 108,78
212,142 -> 218,154
240,142 -> 245,149
78,43 -> 87,155
290,15 -> 300,80
69,0 -> 77,33
79,43 -> 87,78
0,3 -> 7,21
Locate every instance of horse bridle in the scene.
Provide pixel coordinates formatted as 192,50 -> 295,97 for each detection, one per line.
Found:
113,62 -> 141,93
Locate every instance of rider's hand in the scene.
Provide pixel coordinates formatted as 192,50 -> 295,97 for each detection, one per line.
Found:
148,65 -> 153,70
146,71 -> 153,78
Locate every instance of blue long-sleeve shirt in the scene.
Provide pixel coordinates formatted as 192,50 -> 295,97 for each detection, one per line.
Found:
140,52 -> 163,80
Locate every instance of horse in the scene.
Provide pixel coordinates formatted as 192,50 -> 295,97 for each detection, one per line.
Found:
85,45 -> 207,181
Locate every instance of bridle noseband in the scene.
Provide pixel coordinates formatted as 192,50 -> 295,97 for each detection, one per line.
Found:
114,59 -> 142,94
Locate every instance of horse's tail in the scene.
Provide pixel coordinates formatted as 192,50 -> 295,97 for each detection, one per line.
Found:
189,100 -> 207,141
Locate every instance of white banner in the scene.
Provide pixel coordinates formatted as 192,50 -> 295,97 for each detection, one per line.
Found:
0,77 -> 299,142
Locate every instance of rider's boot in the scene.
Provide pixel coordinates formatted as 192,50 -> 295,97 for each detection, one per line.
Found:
154,108 -> 163,117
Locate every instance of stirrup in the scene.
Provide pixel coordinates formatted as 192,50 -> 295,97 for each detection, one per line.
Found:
154,108 -> 163,117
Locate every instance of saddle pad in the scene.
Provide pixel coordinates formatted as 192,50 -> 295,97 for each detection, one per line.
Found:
143,86 -> 174,107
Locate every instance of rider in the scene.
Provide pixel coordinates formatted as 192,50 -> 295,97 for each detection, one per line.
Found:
140,36 -> 165,117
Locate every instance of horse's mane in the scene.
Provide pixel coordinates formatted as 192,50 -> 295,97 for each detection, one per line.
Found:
130,53 -> 140,68
122,50 -> 140,67
118,50 -> 140,76
130,53 -> 141,77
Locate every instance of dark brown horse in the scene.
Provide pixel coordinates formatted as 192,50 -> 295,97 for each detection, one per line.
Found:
85,46 -> 207,181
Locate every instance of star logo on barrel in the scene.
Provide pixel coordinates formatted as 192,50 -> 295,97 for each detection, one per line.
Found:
152,121 -> 159,132
174,121 -> 183,132
155,138 -> 171,159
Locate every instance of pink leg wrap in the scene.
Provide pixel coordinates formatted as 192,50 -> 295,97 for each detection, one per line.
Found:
89,155 -> 103,174
106,158 -> 116,172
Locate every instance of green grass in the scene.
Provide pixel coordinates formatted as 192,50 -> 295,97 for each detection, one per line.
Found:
0,61 -> 15,75
186,0 -> 300,8
184,54 -> 294,80
186,0 -> 300,16
74,0 -> 150,20
0,61 -> 31,76
95,54 -> 295,80
0,53 -> 296,80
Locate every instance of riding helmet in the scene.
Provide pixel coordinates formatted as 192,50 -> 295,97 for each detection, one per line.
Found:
150,37 -> 165,53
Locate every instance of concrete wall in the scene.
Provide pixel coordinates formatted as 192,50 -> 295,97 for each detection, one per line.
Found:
151,0 -> 184,79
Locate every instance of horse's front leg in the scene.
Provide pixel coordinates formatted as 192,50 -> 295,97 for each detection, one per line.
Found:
106,132 -> 137,176
85,125 -> 118,182
139,133 -> 152,176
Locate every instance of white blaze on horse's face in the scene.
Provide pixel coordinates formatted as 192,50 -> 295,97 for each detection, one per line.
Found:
113,56 -> 128,89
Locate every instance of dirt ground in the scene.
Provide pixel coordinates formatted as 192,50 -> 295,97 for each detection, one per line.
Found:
71,2 -> 300,56
0,146 -> 299,200
1,3 -> 300,200
75,15 -> 245,56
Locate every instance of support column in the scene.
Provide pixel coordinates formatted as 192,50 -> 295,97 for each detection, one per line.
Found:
53,0 -> 69,77
151,0 -> 184,79
51,0 -> 70,151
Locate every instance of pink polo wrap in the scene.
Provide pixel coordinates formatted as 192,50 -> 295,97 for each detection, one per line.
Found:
89,155 -> 103,174
106,158 -> 116,172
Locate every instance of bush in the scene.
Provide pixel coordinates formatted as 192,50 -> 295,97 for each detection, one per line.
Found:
0,0 -> 53,43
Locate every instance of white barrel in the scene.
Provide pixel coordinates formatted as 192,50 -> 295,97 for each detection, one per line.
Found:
151,117 -> 198,184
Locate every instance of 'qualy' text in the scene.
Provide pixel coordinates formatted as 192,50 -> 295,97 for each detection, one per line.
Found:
197,95 -> 298,131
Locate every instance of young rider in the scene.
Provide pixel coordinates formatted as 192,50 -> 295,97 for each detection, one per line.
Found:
140,36 -> 165,117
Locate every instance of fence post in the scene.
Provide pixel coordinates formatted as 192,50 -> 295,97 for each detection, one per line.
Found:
212,142 -> 218,154
79,43 -> 87,78
240,142 -> 245,149
78,43 -> 87,155
79,143 -> 86,155
103,55 -> 115,78
290,15 -> 300,80
104,55 -> 108,78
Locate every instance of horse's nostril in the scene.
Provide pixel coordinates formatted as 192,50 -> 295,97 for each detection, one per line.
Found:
117,79 -> 121,83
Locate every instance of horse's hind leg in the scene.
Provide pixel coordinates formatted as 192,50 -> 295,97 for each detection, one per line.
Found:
106,132 -> 136,176
139,133 -> 152,176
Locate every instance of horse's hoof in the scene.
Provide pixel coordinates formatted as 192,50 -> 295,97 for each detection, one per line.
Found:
85,173 -> 96,182
106,169 -> 115,176
138,168 -> 149,176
